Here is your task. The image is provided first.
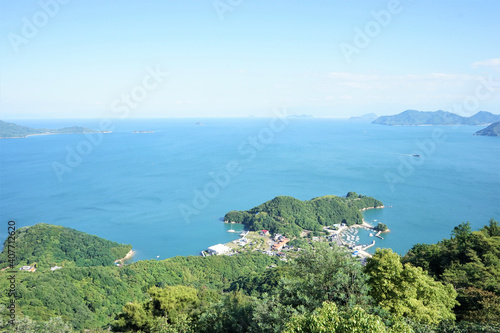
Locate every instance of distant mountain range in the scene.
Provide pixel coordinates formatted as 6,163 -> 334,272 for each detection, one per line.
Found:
474,121 -> 500,137
0,120 -> 107,138
372,110 -> 500,126
350,113 -> 378,121
286,114 -> 314,119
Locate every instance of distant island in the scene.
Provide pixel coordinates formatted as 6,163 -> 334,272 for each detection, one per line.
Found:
350,112 -> 378,121
474,121 -> 500,137
372,110 -> 500,126
0,120 -> 110,138
286,114 -> 314,119
224,192 -> 383,238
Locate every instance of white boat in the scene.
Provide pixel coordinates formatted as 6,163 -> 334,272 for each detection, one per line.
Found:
369,233 -> 373,237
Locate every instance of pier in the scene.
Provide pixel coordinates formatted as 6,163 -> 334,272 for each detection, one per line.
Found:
362,240 -> 375,250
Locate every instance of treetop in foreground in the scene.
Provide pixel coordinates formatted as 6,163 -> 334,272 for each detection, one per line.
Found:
365,248 -> 457,324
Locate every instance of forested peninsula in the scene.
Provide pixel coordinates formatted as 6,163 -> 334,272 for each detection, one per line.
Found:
474,121 -> 500,137
1,216 -> 499,332
0,120 -> 108,138
224,193 -> 383,237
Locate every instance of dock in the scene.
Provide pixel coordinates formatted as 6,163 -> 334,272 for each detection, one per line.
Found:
362,240 -> 375,250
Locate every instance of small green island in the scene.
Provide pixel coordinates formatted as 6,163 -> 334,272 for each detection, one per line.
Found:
0,120 -> 110,138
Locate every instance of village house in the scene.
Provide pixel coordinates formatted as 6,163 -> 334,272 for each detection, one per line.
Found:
19,266 -> 36,272
272,237 -> 290,251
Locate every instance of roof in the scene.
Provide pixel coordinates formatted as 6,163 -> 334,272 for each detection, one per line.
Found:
261,229 -> 268,232
272,238 -> 290,250
208,244 -> 231,253
20,266 -> 36,272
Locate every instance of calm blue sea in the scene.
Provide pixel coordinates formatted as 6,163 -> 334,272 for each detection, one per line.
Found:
1,118 -> 499,261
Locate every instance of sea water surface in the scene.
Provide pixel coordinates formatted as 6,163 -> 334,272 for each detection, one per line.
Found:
1,118 -> 499,261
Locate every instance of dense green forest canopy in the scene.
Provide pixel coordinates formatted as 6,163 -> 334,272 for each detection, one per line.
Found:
1,220 -> 499,332
0,252 -> 280,331
402,219 -> 500,324
0,223 -> 132,269
224,193 -> 383,237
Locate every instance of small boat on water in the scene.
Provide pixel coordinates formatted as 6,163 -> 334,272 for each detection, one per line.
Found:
369,233 -> 374,237
412,154 -> 420,157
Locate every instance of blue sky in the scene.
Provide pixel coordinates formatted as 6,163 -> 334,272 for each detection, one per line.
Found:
0,0 -> 499,118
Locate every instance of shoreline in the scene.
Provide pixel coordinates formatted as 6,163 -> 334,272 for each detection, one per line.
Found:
1,132 -> 56,139
213,205 -> 387,256
1,131 -> 112,139
361,219 -> 374,228
360,205 -> 385,211
115,250 -> 135,263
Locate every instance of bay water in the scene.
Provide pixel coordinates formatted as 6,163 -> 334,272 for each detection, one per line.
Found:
1,118 -> 499,261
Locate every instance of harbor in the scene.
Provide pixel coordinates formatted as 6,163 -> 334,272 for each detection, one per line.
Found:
202,216 -> 389,262
324,219 -> 390,259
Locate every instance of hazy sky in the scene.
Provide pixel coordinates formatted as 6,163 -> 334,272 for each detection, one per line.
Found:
1,0 -> 499,119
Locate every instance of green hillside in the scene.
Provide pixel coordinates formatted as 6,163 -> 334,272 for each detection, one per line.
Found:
402,219 -> 500,323
0,223 -> 131,269
0,221 -> 499,332
0,252 -> 280,330
224,193 -> 383,237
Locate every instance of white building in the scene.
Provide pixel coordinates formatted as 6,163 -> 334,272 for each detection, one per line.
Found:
207,244 -> 231,255
19,266 -> 36,272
